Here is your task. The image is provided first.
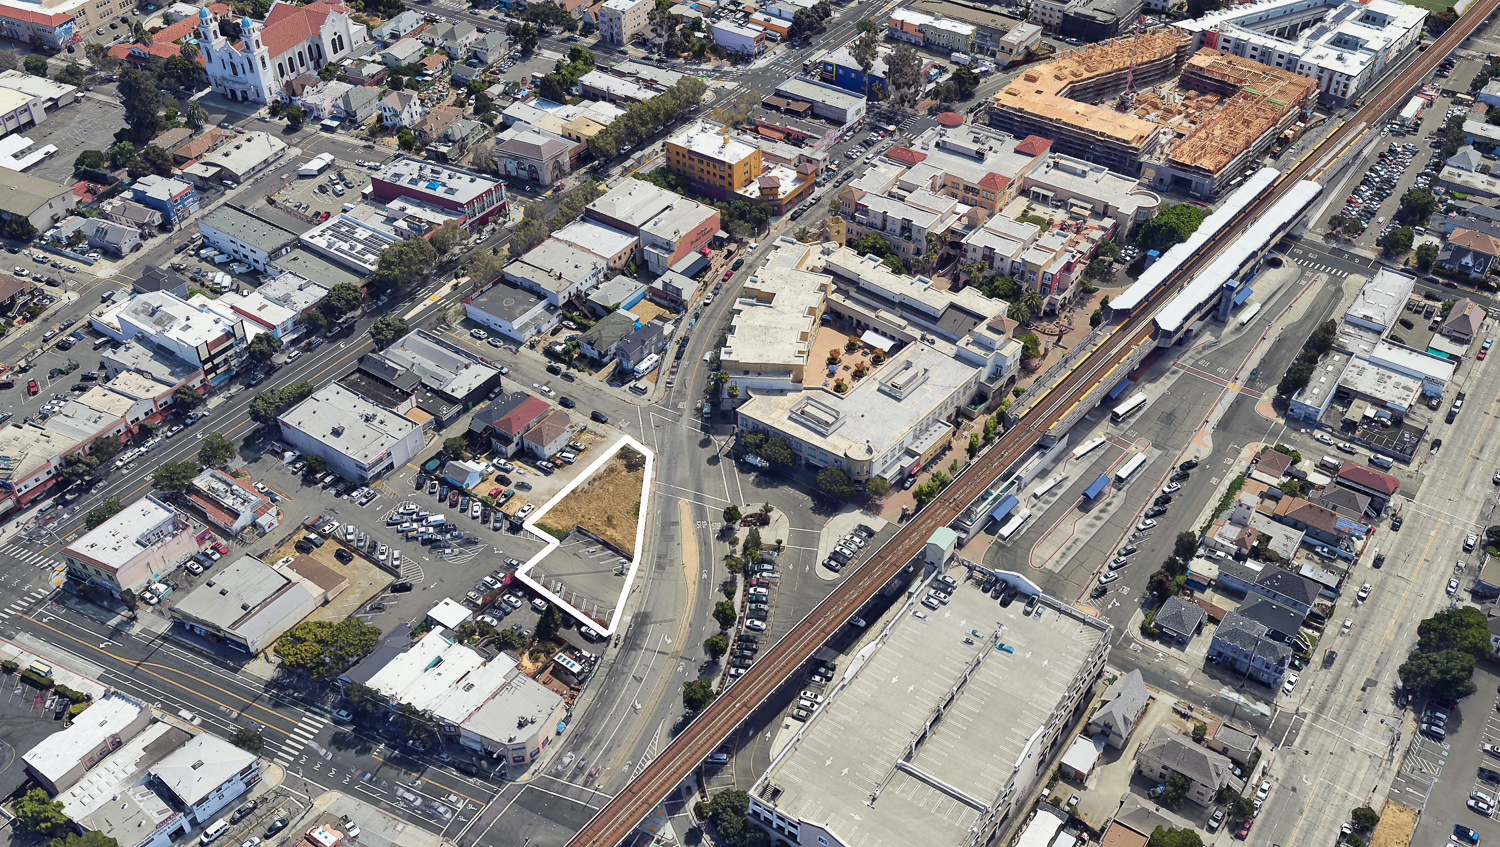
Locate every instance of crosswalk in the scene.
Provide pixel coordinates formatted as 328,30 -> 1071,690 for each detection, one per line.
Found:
1282,253 -> 1350,278
0,543 -> 63,573
272,713 -> 330,766
0,587 -> 54,620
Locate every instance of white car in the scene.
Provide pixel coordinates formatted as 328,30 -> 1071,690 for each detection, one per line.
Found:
1336,441 -> 1358,455
1466,534 -> 1478,551
1314,432 -> 1335,445
1356,582 -> 1371,602
745,618 -> 767,632
1161,482 -> 1181,495
1448,577 -> 1460,595
392,550 -> 403,569
378,544 -> 389,562
1341,618 -> 1352,633
517,503 -> 535,518
1098,571 -> 1119,585
1136,518 -> 1157,531
1281,673 -> 1298,694
1254,779 -> 1271,805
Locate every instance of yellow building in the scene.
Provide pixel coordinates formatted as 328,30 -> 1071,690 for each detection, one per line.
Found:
664,119 -> 763,202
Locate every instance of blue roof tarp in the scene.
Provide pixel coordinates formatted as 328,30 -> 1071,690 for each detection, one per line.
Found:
989,494 -> 1020,523
1082,473 -> 1110,500
1107,378 -> 1132,400
1231,285 -> 1253,306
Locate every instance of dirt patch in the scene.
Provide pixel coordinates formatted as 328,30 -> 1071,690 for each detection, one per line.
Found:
535,446 -> 646,556
1369,800 -> 1416,847
260,535 -> 393,626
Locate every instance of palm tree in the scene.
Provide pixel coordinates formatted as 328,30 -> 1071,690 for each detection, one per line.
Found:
962,260 -> 987,289
180,42 -> 198,61
182,100 -> 208,130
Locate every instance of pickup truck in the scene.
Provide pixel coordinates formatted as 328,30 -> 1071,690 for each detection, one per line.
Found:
340,816 -> 360,839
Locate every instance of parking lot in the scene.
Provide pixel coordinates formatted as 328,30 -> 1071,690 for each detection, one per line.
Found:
1401,660 -> 1500,846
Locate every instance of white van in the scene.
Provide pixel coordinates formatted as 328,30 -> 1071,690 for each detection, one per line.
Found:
629,381 -> 649,395
424,513 -> 446,526
1370,454 -> 1395,469
199,819 -> 229,845
1319,455 -> 1342,471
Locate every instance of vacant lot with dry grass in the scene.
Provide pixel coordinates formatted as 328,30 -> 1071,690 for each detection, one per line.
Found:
536,446 -> 646,556
1370,800 -> 1415,847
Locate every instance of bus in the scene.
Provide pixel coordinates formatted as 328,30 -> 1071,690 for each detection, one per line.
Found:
996,508 -> 1032,542
1030,474 -> 1067,501
1111,392 -> 1148,424
1237,302 -> 1262,327
1114,452 -> 1148,487
1071,435 -> 1107,459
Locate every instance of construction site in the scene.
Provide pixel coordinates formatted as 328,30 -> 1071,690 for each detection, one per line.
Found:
985,30 -> 1314,198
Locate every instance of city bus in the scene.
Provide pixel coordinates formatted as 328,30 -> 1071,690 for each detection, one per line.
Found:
996,508 -> 1032,542
1114,452 -> 1148,487
1111,391 -> 1148,424
1071,435 -> 1107,460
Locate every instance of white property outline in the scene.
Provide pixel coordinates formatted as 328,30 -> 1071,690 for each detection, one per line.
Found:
512,434 -> 654,636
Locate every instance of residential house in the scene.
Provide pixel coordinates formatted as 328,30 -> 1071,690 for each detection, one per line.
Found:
372,9 -> 424,40
429,118 -> 487,163
414,105 -> 461,145
1271,496 -> 1358,547
1135,727 -> 1233,806
129,174 -> 200,226
1448,145 -> 1487,173
1440,296 -> 1486,343
100,198 -> 163,234
50,217 -> 141,256
577,311 -> 638,361
417,51 -> 449,76
169,129 -> 228,167
345,61 -> 388,86
337,86 -> 381,124
380,38 -> 425,67
1153,596 -> 1206,643
425,20 -> 479,52
0,166 -> 84,233
380,90 -> 422,128
1249,568 -> 1320,616
1085,669 -> 1149,749
471,31 -> 510,64
522,409 -> 572,458
473,392 -> 550,456
1440,227 -> 1500,278
1334,464 -> 1400,514
1207,607 -> 1293,686
612,321 -> 669,372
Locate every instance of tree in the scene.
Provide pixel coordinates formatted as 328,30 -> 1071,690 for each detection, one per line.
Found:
55,63 -> 85,86
713,600 -> 737,630
1085,256 -> 1114,284
1397,649 -> 1476,698
15,789 -> 69,838
683,678 -> 716,711
536,603 -> 563,640
117,66 -> 162,142
138,145 -> 174,177
867,477 -> 891,496
761,436 -> 795,467
848,20 -> 881,100
885,42 -> 924,111
344,682 -> 385,718
1400,187 -> 1438,221
152,461 -> 199,491
196,432 -> 235,469
429,221 -> 462,256
368,316 -> 409,349
245,332 -> 282,364
470,138 -> 496,174
707,790 -> 751,840
1147,827 -> 1204,847
494,627 -> 528,651
1351,807 -> 1380,831
1173,532 -> 1198,562
372,237 -> 436,290
1417,242 -> 1439,272
273,617 -> 382,678
248,381 -> 314,423
1277,361 -> 1315,397
396,128 -> 416,151
706,633 -> 729,661
23,54 -> 46,76
298,309 -> 329,334
48,832 -> 123,847
1161,770 -> 1190,808
1138,204 -> 1209,252
967,432 -> 981,459
84,496 -> 123,529
107,139 -> 135,168
120,587 -> 139,612
1230,796 -> 1256,821
443,436 -> 468,458
1018,333 -> 1042,360
182,100 -> 209,131
723,504 -> 742,525
284,104 -> 305,128
74,149 -> 105,171
817,466 -> 856,498
1381,226 -> 1414,257
0,49 -> 17,70
231,728 -> 265,754
1417,607 -> 1490,657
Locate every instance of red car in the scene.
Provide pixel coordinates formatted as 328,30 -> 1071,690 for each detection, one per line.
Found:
26,379 -> 37,395
212,542 -> 229,555
489,487 -> 503,498
449,490 -> 461,506
722,269 -> 732,280
1480,349 -> 1488,360
1235,820 -> 1251,840
751,577 -> 771,588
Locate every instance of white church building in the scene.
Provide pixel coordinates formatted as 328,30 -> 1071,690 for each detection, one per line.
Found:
198,0 -> 368,104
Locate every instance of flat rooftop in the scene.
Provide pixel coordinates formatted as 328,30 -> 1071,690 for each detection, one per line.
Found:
378,157 -> 500,206
62,496 -> 180,571
99,340 -> 199,388
199,204 -> 299,253
469,279 -> 548,323
668,119 -> 760,164
278,383 -> 419,465
1345,269 -> 1416,330
270,246 -> 368,289
586,178 -> 679,231
756,575 -> 1110,847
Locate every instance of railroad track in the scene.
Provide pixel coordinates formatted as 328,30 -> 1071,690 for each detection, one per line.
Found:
564,7 -> 1500,844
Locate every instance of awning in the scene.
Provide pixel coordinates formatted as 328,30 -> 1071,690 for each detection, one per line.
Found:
861,329 -> 897,352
